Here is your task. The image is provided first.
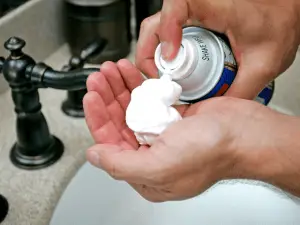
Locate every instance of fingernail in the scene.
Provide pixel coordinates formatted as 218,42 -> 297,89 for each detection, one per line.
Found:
88,151 -> 101,168
161,42 -> 173,60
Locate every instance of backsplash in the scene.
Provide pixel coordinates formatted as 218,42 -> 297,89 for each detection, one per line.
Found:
0,0 -> 65,93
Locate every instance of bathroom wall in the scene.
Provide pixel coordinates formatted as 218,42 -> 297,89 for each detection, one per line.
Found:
0,0 -> 65,93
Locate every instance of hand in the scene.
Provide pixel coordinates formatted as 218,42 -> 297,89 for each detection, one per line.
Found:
135,0 -> 300,100
83,59 -> 300,202
83,59 -> 192,151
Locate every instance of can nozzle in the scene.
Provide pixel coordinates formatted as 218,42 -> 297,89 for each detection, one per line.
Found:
159,46 -> 185,72
154,38 -> 197,80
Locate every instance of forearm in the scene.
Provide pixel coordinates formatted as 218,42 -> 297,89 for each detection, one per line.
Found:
229,107 -> 300,197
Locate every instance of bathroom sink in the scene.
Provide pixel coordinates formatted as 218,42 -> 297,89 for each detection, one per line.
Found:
50,162 -> 300,225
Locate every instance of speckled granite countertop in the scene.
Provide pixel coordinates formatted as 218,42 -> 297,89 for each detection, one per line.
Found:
0,42 -> 136,225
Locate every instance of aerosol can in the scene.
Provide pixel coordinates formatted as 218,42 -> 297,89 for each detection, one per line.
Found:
154,26 -> 274,105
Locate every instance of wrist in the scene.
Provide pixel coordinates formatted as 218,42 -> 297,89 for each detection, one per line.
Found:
228,106 -> 300,196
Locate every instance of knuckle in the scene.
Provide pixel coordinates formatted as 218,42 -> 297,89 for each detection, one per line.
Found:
140,12 -> 160,32
86,72 -> 100,87
140,17 -> 153,31
101,60 -> 115,68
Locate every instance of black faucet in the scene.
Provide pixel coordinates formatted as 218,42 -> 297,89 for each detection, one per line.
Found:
61,39 -> 106,118
0,37 -> 102,170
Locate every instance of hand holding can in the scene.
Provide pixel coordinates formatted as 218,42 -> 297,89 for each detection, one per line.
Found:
154,26 -> 274,105
135,0 -> 300,100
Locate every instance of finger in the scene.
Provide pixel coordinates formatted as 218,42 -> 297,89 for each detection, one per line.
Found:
86,72 -> 136,148
159,0 -> 188,60
117,59 -> 144,91
121,127 -> 139,149
116,59 -> 144,110
86,144 -> 155,184
87,62 -> 139,148
86,72 -> 114,105
224,52 -> 274,100
100,61 -> 127,97
135,13 -> 161,78
83,92 -> 123,144
100,61 -> 131,110
83,91 -> 109,131
103,97 -> 138,148
86,73 -> 126,131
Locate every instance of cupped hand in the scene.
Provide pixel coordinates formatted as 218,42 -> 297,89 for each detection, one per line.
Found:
135,0 -> 300,99
83,59 -> 195,151
83,59 -> 276,202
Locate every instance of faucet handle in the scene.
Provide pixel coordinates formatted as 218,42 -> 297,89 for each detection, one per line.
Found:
80,38 -> 107,61
64,38 -> 107,71
4,37 -> 26,56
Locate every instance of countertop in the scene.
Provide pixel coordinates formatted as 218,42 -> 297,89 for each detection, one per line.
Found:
0,42 -> 136,225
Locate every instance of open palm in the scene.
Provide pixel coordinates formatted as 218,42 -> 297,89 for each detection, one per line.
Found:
83,59 -> 200,149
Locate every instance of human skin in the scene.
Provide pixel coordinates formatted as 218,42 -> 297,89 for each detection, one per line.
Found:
83,60 -> 300,202
135,0 -> 300,100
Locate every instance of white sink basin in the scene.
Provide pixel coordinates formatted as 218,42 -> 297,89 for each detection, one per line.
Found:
50,162 -> 300,225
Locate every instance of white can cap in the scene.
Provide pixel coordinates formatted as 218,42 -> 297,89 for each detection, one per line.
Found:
158,46 -> 185,72
154,30 -> 224,101
154,38 -> 199,80
154,36 -> 215,83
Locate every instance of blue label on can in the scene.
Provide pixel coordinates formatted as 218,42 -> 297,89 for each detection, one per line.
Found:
199,66 -> 236,100
180,27 -> 275,105
182,64 -> 274,106
195,67 -> 274,106
255,81 -> 275,105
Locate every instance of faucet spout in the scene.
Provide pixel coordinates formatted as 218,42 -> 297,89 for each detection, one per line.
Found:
26,63 -> 98,91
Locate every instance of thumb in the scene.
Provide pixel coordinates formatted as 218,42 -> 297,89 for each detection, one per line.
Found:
86,144 -> 155,184
159,0 -> 189,60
